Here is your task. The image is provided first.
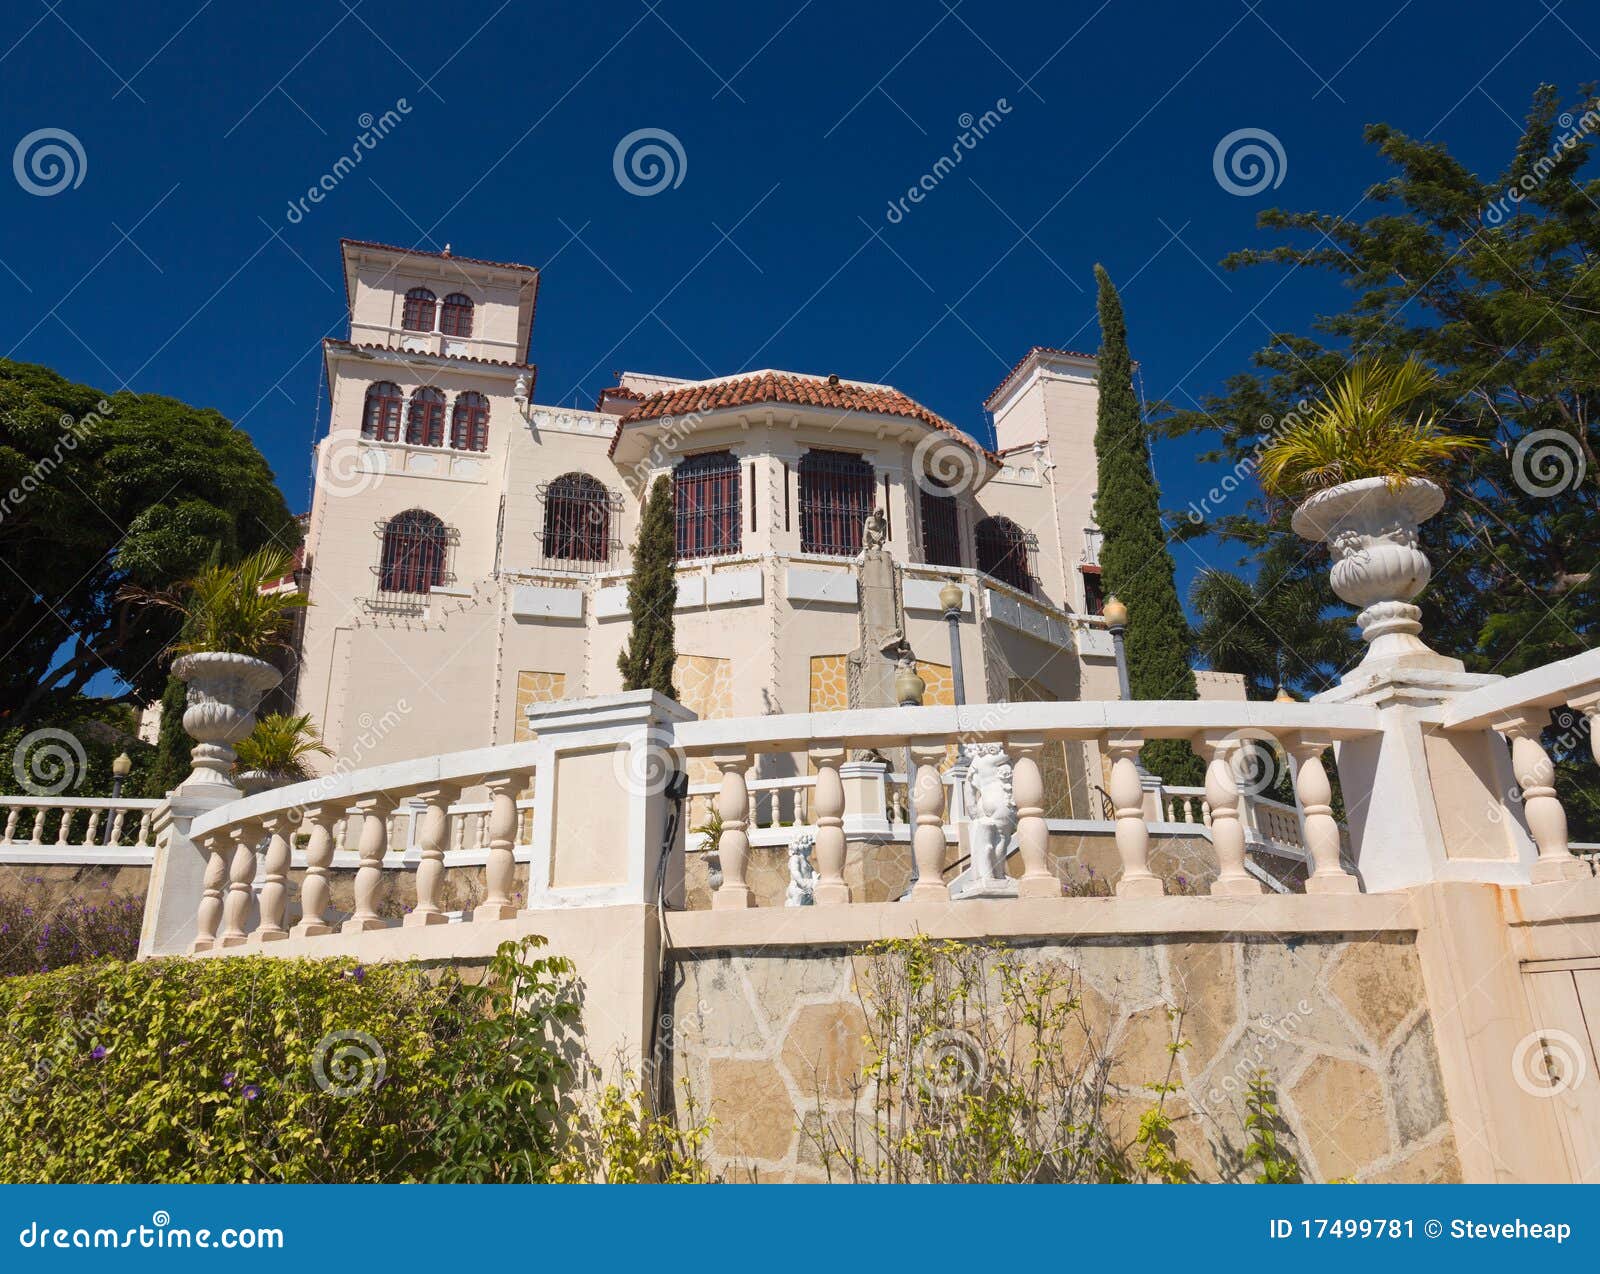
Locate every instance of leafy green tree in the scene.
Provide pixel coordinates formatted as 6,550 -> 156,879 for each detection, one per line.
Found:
0,360 -> 298,728
1161,82 -> 1600,829
618,474 -> 677,698
1092,265 -> 1202,784
144,675 -> 192,797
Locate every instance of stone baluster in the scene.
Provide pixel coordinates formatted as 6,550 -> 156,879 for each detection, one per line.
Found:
108,808 -> 127,844
1569,692 -> 1600,766
475,775 -> 521,921
712,753 -> 754,909
1498,712 -> 1588,884
1013,736 -> 1058,899
29,808 -> 45,844
255,813 -> 294,941
84,811 -> 101,844
1288,737 -> 1359,894
56,810 -> 72,845
193,832 -> 228,952
293,805 -> 337,938
343,796 -> 395,932
1108,737 -> 1162,897
136,810 -> 153,846
219,823 -> 259,946
407,786 -> 457,926
1198,734 -> 1262,896
2,807 -> 16,842
908,740 -> 949,903
810,745 -> 850,906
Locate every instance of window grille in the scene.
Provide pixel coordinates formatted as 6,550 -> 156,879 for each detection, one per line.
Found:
919,482 -> 962,567
975,516 -> 1037,594
674,451 -> 741,558
373,510 -> 456,610
798,449 -> 874,556
538,473 -> 621,569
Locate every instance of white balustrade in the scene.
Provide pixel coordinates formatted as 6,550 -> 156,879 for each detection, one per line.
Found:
473,774 -> 523,922
256,814 -> 294,941
294,805 -> 337,938
908,739 -> 949,903
1498,711 -> 1589,884
343,796 -> 393,933
1109,737 -> 1162,897
0,797 -> 160,849
407,785 -> 458,926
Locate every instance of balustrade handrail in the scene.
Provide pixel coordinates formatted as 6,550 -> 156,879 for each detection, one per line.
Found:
673,700 -> 1383,755
0,795 -> 161,810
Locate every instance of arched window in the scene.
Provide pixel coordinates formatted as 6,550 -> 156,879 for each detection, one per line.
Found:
976,516 -> 1035,593
379,510 -> 449,595
919,479 -> 962,567
450,391 -> 489,451
361,381 -> 403,442
540,473 -> 612,565
401,287 -> 436,331
406,387 -> 446,447
798,449 -> 874,556
440,292 -> 474,337
675,451 -> 741,558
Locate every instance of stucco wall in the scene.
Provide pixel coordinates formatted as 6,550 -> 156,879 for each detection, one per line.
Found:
667,933 -> 1457,1183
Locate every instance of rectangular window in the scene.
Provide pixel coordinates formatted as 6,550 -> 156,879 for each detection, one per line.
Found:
920,487 -> 962,567
674,451 -> 742,558
798,449 -> 874,556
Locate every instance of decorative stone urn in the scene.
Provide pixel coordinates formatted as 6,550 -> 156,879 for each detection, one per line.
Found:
1291,477 -> 1455,669
171,652 -> 283,793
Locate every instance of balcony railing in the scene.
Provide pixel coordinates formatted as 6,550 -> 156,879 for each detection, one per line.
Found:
1,796 -> 160,852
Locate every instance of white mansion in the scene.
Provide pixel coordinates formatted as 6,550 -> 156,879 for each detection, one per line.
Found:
287,239 -> 1241,814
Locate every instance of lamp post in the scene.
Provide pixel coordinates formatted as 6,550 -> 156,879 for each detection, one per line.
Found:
106,752 -> 131,845
939,579 -> 966,706
1103,595 -> 1131,701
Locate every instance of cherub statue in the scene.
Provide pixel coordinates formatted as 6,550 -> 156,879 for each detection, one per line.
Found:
861,507 -> 887,552
964,745 -> 1017,885
785,830 -> 817,907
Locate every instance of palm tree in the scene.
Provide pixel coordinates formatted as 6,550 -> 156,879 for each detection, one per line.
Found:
1258,357 -> 1484,499
233,712 -> 331,783
1190,555 -> 1356,699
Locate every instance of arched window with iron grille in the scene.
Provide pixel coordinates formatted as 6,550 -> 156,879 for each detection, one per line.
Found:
401,287 -> 437,332
674,451 -> 741,558
919,478 -> 962,567
451,391 -> 489,451
539,473 -> 616,567
976,516 -> 1036,593
406,387 -> 446,447
798,449 -> 874,556
377,509 -> 451,598
361,381 -> 403,442
440,292 -> 474,337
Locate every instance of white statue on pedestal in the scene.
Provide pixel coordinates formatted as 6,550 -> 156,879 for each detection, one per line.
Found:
786,831 -> 817,907
963,745 -> 1018,894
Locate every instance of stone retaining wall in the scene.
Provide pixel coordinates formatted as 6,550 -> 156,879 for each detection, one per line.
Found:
666,931 -> 1455,1183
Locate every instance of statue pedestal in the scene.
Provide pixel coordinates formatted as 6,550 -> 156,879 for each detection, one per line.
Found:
952,877 -> 1019,901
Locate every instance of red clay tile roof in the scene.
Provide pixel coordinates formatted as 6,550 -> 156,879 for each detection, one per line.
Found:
324,337 -> 537,373
339,238 -> 539,275
983,345 -> 1098,409
611,371 -> 997,460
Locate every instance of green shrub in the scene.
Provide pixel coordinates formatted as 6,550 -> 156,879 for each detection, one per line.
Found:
0,938 -> 578,1183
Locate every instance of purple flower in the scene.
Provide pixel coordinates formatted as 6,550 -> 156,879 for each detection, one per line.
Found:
90,1045 -> 106,1061
349,965 -> 366,983
223,1072 -> 235,1089
242,1084 -> 260,1102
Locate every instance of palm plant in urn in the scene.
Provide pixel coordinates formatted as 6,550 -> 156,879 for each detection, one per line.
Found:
1261,358 -> 1484,670
139,547 -> 308,794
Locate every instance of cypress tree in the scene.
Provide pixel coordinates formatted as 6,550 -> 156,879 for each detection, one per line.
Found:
618,474 -> 678,698
1092,264 -> 1203,785
144,674 -> 193,796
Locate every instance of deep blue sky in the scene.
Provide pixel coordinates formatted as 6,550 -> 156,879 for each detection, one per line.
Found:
3,0 -> 1595,597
